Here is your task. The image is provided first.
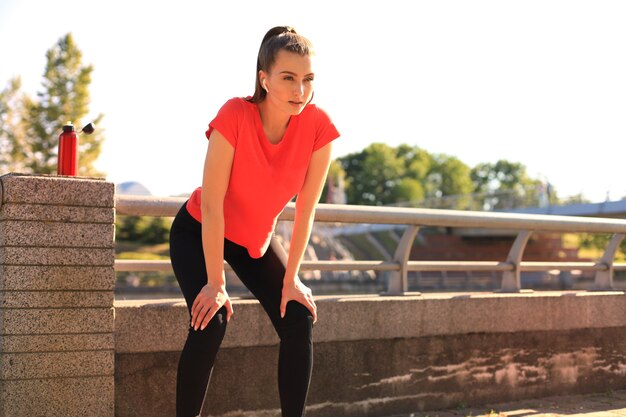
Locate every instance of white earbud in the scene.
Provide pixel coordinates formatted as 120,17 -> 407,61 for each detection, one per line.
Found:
263,80 -> 269,93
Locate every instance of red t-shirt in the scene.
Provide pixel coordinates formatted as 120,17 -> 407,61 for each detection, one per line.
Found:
186,97 -> 340,258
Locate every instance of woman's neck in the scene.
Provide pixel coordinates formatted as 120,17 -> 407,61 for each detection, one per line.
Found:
257,100 -> 290,145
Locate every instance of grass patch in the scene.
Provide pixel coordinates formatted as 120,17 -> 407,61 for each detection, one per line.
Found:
116,270 -> 177,287
116,241 -> 170,257
115,241 -> 173,288
117,251 -> 169,261
341,233 -> 386,260
371,230 -> 399,255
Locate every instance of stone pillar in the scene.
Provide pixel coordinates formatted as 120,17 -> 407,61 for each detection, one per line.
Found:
0,174 -> 115,417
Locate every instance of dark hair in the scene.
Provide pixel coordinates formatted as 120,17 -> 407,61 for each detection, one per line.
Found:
248,26 -> 314,103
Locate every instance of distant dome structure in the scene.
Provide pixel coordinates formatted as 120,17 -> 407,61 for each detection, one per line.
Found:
116,181 -> 152,196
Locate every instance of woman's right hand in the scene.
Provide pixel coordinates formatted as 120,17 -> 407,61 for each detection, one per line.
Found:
191,284 -> 234,330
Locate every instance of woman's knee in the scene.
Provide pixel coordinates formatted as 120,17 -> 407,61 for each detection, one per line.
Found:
185,307 -> 229,347
277,301 -> 313,342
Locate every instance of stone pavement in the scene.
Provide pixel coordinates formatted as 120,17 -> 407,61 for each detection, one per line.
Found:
388,389 -> 626,417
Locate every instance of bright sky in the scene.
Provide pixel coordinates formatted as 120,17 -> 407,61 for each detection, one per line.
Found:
1,0 -> 625,202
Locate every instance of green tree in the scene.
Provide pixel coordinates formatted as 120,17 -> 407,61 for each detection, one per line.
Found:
0,33 -> 104,176
470,160 -> 550,209
0,77 -> 28,172
338,144 -> 553,209
338,143 -> 476,207
579,233 -> 626,260
140,217 -> 170,244
401,145 -> 433,183
429,154 -> 473,196
390,177 -> 424,204
471,160 -> 529,193
339,143 -> 415,205
116,216 -> 170,244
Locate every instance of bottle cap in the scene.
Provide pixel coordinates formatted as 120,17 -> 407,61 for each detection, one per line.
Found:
81,122 -> 95,135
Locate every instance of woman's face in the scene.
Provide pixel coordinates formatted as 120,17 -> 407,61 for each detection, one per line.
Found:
261,49 -> 315,116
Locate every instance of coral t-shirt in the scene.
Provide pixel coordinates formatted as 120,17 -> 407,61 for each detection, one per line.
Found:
185,97 -> 340,258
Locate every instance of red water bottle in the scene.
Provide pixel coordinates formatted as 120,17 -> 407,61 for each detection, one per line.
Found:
57,122 -> 78,176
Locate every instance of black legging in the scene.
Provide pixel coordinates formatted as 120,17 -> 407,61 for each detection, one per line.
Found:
169,203 -> 314,417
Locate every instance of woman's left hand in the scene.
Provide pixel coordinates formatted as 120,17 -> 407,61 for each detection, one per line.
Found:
280,277 -> 317,323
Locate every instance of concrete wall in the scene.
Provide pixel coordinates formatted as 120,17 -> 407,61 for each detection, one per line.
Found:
3,174 -> 626,417
0,174 -> 116,417
115,291 -> 626,417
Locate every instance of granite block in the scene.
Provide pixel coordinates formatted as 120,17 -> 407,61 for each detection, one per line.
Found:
0,307 -> 114,335
0,333 -> 114,353
0,290 -> 113,308
0,247 -> 115,266
0,202 -> 114,223
0,265 -> 115,291
0,375 -> 114,417
0,220 -> 114,248
0,174 -> 114,207
0,350 -> 113,379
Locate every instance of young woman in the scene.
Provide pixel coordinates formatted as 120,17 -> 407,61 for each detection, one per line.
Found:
169,26 -> 340,417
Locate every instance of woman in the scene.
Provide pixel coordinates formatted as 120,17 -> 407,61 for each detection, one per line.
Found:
169,26 -> 340,417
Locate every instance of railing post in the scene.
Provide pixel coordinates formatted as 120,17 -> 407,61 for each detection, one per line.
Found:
500,230 -> 532,292
593,233 -> 625,291
384,225 -> 419,295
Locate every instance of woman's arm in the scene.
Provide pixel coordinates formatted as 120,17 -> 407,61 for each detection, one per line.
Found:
280,141 -> 334,322
191,129 -> 235,330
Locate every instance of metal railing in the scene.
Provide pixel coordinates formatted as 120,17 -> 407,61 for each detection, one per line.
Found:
115,195 -> 626,295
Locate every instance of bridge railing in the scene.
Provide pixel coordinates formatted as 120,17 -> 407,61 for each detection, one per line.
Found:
115,195 -> 626,294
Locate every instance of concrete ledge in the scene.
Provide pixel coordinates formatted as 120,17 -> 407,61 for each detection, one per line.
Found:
114,291 -> 626,353
114,292 -> 626,416
0,266 -> 115,290
115,298 -> 278,352
0,247 -> 115,266
0,376 -> 113,417
0,174 -> 114,207
0,333 -> 114,353
0,202 -> 114,223
0,308 -> 114,334
0,221 -> 114,247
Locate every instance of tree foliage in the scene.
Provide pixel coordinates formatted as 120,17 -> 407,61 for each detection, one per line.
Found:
429,154 -> 474,198
470,160 -> 555,209
338,143 -> 476,207
0,33 -> 104,176
579,233 -> 626,261
339,143 -> 408,205
471,160 -> 529,193
0,77 -> 28,171
336,143 -> 554,210
116,216 -> 170,244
